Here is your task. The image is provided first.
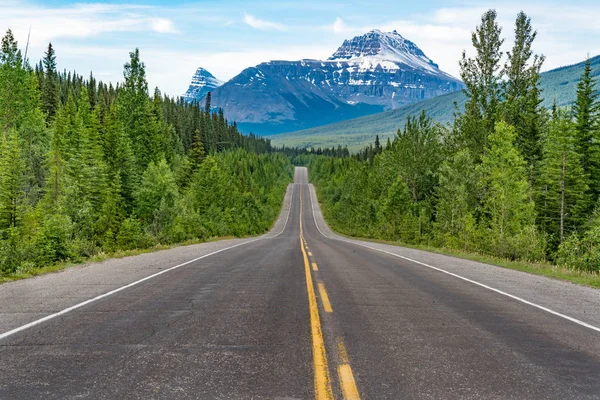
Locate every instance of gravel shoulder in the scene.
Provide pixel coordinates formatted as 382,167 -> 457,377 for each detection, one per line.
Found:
0,184 -> 294,335
308,183 -> 600,329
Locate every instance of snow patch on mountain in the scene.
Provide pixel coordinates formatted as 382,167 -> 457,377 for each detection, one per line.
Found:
328,29 -> 452,78
183,67 -> 223,101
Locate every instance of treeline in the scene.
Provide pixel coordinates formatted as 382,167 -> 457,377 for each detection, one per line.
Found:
0,30 -> 291,276
303,10 -> 600,272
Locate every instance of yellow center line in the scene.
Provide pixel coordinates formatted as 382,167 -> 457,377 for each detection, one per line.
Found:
317,283 -> 333,313
336,338 -> 361,400
312,262 -> 319,271
300,186 -> 333,400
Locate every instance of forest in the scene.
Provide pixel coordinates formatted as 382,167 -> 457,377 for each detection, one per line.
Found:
302,11 -> 600,272
0,30 -> 292,277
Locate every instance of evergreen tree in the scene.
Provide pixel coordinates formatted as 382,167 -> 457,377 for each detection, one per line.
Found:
458,10 -> 504,159
102,104 -> 136,210
42,43 -> 60,123
394,111 -> 442,204
42,105 -> 67,209
435,149 -> 476,248
179,129 -> 206,187
538,110 -> 589,245
477,122 -> 540,258
572,57 -> 600,203
0,129 -> 25,229
117,48 -> 158,170
503,12 -> 545,191
374,134 -> 382,154
204,92 -> 211,114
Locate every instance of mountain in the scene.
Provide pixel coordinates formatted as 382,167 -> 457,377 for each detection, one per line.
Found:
270,54 -> 600,151
182,67 -> 223,102
185,30 -> 463,134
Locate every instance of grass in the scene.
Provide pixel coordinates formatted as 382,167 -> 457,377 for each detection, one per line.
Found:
0,235 -> 242,284
350,236 -> 600,289
319,205 -> 600,289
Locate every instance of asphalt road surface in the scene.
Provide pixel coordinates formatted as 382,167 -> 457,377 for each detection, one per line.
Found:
0,167 -> 599,399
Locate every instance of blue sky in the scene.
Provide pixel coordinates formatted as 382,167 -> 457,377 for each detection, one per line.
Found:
2,0 -> 600,96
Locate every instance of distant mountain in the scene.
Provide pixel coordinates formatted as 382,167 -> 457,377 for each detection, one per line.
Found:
270,55 -> 600,151
182,67 -> 223,102
184,30 -> 463,134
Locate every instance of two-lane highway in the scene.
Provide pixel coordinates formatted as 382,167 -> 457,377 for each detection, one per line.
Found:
1,167 -> 599,399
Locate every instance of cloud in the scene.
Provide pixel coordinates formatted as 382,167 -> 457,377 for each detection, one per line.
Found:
0,2 -> 177,48
150,18 -> 178,34
243,13 -> 285,31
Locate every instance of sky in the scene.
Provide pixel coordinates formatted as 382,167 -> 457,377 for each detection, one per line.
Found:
1,0 -> 600,97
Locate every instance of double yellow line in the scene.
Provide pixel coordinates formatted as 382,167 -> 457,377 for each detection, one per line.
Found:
299,185 -> 360,400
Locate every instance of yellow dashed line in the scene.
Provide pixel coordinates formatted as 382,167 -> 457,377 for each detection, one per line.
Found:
312,262 -> 319,271
300,188 -> 333,400
317,283 -> 333,313
336,338 -> 361,400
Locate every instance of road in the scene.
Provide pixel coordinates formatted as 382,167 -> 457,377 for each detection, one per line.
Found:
0,167 -> 599,399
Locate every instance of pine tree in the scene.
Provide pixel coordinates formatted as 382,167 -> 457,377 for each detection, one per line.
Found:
374,134 -> 382,154
102,104 -> 136,210
42,105 -> 67,209
117,48 -> 158,170
394,111 -> 442,204
572,57 -> 600,203
204,92 -> 211,114
458,9 -> 504,159
77,89 -> 107,213
477,122 -> 538,257
503,12 -> 545,191
0,129 -> 25,229
538,110 -> 589,245
435,149 -> 476,247
42,43 -> 60,123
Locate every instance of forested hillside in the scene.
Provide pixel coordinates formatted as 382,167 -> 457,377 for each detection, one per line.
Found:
0,30 -> 292,277
302,11 -> 600,272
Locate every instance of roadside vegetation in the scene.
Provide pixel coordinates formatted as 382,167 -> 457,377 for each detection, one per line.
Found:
297,10 -> 600,280
0,31 -> 292,279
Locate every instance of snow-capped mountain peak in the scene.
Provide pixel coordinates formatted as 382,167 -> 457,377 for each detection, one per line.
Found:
183,67 -> 223,101
328,29 -> 443,75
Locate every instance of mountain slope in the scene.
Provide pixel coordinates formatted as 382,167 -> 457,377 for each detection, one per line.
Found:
183,67 -> 223,102
271,55 -> 600,150
187,30 -> 463,135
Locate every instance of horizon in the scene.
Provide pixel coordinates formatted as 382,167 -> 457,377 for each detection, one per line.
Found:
2,0 -> 600,97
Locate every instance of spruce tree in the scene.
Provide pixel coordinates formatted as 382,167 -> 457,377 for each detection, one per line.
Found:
204,92 -> 211,114
572,57 -> 600,203
477,122 -> 538,257
102,103 -> 136,209
435,149 -> 476,247
503,12 -> 545,191
458,9 -> 504,160
0,129 -> 25,229
538,110 -> 589,245
117,48 -> 157,170
42,43 -> 60,123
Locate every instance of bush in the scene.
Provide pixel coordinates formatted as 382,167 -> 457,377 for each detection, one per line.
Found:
115,217 -> 145,250
556,226 -> 600,272
35,213 -> 74,265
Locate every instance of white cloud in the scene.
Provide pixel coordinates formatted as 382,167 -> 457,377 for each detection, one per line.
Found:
150,18 -> 178,34
243,13 -> 286,31
0,2 -> 177,48
321,4 -> 600,79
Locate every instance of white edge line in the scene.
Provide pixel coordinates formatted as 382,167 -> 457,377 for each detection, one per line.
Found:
273,183 -> 294,238
306,182 -> 600,334
0,183 -> 297,342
